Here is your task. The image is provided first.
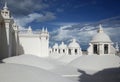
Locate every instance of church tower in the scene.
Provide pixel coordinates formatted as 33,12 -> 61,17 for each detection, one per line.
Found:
40,27 -> 49,57
0,2 -> 14,59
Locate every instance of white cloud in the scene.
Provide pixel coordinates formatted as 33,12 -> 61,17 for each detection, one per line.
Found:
50,24 -> 120,48
56,8 -> 64,12
51,25 -> 73,41
15,12 -> 56,28
15,13 -> 42,27
50,24 -> 94,45
37,12 -> 56,22
50,22 -> 80,26
5,0 -> 49,16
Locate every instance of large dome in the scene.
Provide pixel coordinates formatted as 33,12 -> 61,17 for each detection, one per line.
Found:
91,25 -> 112,43
68,39 -> 80,48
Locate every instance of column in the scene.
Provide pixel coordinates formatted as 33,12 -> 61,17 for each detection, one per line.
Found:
99,44 -> 103,55
5,22 -> 11,57
108,44 -> 111,55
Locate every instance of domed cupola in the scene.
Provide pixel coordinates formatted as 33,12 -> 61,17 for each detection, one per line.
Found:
59,42 -> 67,49
67,39 -> 82,55
91,24 -> 112,43
68,39 -> 80,48
87,24 -> 116,55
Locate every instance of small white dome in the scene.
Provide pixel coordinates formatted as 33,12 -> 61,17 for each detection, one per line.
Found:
68,39 -> 80,48
59,42 -> 67,49
91,25 -> 112,43
91,32 -> 112,43
53,43 -> 58,48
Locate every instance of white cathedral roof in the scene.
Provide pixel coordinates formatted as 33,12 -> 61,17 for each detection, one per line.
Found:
91,25 -> 112,43
68,39 -> 80,48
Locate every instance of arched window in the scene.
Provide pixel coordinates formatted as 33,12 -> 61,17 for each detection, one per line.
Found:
58,49 -> 60,53
69,49 -> 71,55
93,44 -> 98,54
104,44 -> 108,54
63,49 -> 65,53
55,49 -> 57,52
75,49 -> 77,54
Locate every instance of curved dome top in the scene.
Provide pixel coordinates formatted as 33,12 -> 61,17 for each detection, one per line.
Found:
68,39 -> 80,48
59,42 -> 67,49
53,43 -> 58,48
91,25 -> 112,43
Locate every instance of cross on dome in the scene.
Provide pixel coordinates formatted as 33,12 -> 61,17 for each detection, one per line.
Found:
72,39 -> 76,43
97,24 -> 104,33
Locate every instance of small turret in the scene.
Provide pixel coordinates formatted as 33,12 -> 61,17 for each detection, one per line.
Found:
40,27 -> 49,39
45,28 -> 48,32
42,27 -> 45,32
40,27 -> 49,57
1,2 -> 11,19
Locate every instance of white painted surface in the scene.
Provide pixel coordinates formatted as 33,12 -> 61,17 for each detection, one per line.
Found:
19,28 -> 49,57
19,36 -> 41,56
87,25 -> 116,55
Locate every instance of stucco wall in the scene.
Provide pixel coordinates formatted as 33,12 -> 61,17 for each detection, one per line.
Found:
19,36 -> 41,56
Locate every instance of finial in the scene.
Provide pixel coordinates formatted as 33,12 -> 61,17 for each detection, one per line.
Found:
73,38 -> 76,42
62,41 -> 64,45
28,26 -> 32,31
3,2 -> 8,10
97,24 -> 103,33
42,27 -> 45,32
55,43 -> 58,46
45,27 -> 48,32
27,26 -> 32,33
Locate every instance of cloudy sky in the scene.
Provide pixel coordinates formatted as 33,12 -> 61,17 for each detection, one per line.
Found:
0,0 -> 120,49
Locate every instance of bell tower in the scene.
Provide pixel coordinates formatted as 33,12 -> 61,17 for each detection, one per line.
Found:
40,27 -> 49,57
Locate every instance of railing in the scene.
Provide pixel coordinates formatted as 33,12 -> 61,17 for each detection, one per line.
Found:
19,30 -> 41,34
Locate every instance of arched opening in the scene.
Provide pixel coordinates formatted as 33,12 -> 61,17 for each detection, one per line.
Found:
104,44 -> 108,54
68,49 -> 71,55
75,49 -> 78,54
93,44 -> 98,54
55,49 -> 57,52
63,49 -> 65,53
58,49 -> 60,53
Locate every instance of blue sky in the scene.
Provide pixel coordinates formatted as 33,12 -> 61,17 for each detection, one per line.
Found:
0,0 -> 120,49
0,0 -> 119,30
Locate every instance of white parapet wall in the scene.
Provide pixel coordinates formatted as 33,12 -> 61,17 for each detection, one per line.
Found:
18,29 -> 49,57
